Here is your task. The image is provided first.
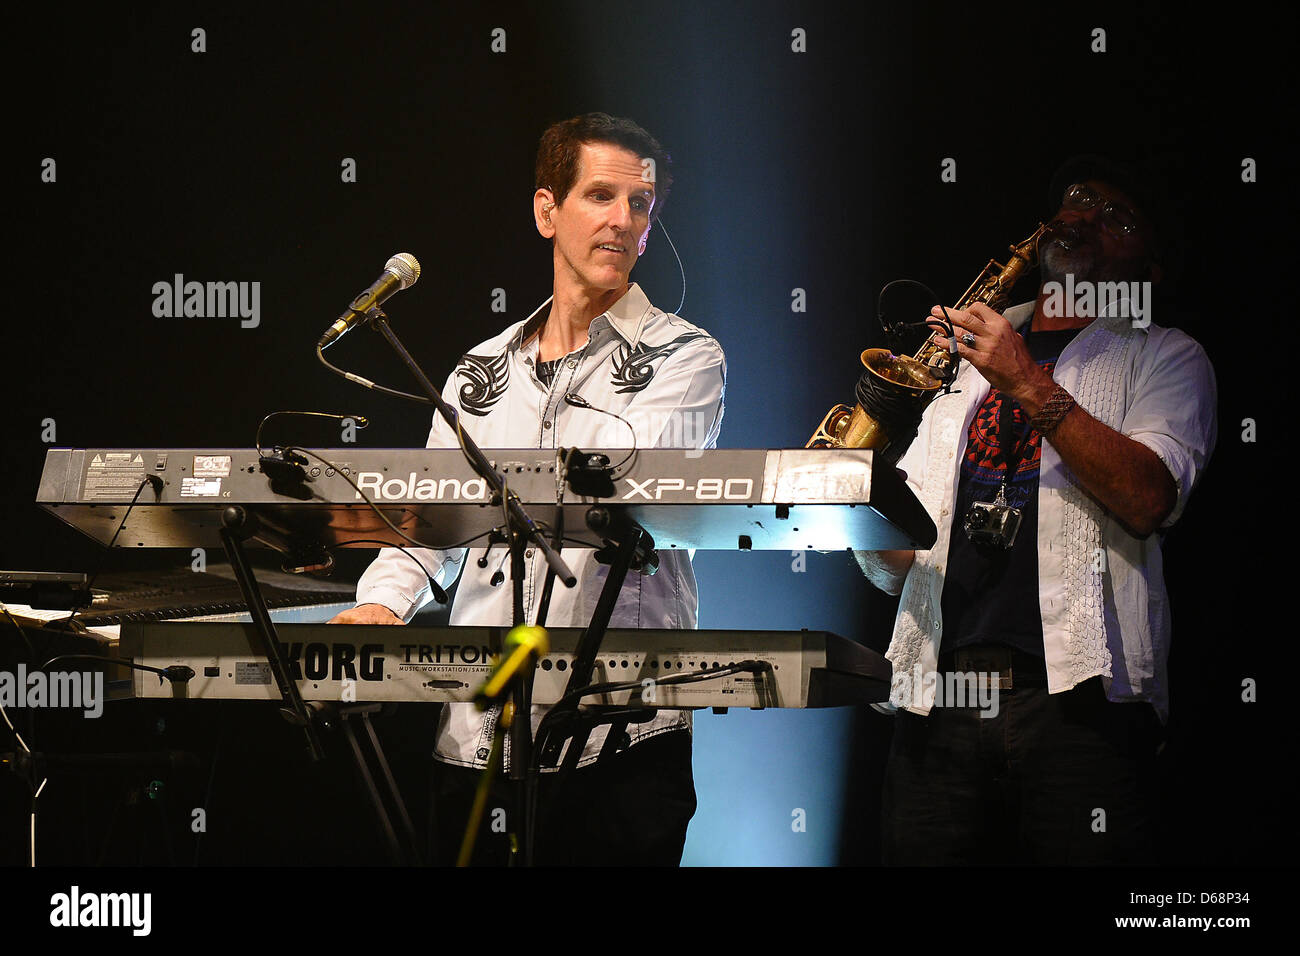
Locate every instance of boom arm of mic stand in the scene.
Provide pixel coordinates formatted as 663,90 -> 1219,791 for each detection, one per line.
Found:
503,492 -> 577,587
363,307 -> 573,867
365,310 -> 576,588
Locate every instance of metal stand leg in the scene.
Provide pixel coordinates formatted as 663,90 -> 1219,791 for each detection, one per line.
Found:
330,703 -> 421,865
217,506 -> 322,761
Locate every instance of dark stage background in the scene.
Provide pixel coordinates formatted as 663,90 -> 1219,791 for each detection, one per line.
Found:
3,0 -> 1289,879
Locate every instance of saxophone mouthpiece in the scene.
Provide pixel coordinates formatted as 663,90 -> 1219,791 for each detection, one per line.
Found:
1043,219 -> 1078,251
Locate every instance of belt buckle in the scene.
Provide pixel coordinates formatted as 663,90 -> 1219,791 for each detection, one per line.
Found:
952,647 -> 1014,693
975,667 -> 1013,693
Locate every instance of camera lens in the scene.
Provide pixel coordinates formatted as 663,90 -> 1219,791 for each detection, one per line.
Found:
965,510 -> 988,530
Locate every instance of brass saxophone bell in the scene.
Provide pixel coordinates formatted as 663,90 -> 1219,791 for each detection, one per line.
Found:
806,224 -> 1048,456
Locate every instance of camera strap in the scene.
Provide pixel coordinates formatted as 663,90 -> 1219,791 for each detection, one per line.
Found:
992,327 -> 1035,506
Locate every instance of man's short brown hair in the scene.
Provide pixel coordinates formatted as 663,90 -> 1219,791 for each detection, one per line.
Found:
535,112 -> 673,221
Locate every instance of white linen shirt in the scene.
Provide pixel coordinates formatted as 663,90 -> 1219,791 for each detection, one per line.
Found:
861,301 -> 1216,723
355,283 -> 726,767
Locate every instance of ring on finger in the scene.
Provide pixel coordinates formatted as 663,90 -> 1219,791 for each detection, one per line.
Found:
961,332 -> 977,347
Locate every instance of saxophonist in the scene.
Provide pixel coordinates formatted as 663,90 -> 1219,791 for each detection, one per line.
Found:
855,157 -> 1217,864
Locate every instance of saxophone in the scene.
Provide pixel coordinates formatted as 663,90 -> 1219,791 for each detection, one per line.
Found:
807,224 -> 1050,460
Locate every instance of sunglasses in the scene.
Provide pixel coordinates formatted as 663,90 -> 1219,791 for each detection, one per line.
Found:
1061,183 -> 1139,236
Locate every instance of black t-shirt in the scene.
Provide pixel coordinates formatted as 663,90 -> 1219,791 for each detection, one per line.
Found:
534,343 -> 585,390
940,327 -> 1079,658
535,357 -> 563,389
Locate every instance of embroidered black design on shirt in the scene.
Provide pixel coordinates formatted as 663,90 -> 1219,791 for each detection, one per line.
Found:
610,332 -> 705,393
456,351 -> 510,415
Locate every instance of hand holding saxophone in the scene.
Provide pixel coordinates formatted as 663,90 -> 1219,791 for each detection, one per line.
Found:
931,303 -> 1056,418
806,226 -> 1047,457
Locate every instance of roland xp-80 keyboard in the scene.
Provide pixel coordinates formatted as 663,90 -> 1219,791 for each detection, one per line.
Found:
36,447 -> 936,552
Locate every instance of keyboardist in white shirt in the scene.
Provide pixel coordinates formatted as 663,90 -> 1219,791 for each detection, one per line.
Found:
329,112 -> 725,865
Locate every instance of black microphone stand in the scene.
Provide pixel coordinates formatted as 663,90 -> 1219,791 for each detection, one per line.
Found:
360,307 -> 576,865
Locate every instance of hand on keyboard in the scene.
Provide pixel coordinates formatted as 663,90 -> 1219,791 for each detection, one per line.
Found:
328,603 -> 404,625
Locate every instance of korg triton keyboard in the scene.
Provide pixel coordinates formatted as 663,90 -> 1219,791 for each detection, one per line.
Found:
117,622 -> 891,709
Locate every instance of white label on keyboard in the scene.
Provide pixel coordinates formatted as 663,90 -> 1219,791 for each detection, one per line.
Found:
180,477 -> 222,497
235,662 -> 272,685
82,451 -> 147,500
193,455 -> 232,478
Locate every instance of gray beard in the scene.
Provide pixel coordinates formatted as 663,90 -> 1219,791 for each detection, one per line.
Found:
1040,239 -> 1100,287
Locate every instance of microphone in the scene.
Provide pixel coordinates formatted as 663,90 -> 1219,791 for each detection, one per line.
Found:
318,253 -> 421,349
473,625 -> 550,710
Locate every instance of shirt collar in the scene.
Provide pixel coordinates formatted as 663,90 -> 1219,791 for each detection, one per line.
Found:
1005,301 -> 1035,331
511,282 -> 655,354
599,282 -> 655,347
1004,298 -> 1143,337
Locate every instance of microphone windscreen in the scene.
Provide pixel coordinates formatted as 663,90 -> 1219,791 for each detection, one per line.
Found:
385,253 -> 421,289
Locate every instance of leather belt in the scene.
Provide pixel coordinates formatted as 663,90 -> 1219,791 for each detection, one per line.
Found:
940,643 -> 1049,692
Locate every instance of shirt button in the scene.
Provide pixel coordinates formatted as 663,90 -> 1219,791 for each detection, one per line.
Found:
525,549 -> 534,558
567,359 -> 577,368
543,421 -> 552,429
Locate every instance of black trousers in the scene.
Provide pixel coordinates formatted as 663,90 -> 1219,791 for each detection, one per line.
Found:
882,671 -> 1163,865
429,730 -> 696,866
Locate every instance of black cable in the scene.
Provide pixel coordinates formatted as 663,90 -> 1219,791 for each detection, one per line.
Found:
318,335 -> 578,611
858,278 -> 966,457
317,345 -> 434,407
335,536 -> 487,556
255,410 -> 369,458
545,660 -> 770,715
332,525 -> 596,592
255,412 -> 454,603
278,446 -> 461,603
279,449 -> 437,554
561,395 -> 638,475
64,475 -> 161,627
531,661 -> 772,776
316,343 -> 524,559
320,327 -> 541,510
878,278 -> 957,343
877,279 -> 961,382
329,538 -> 476,606
40,654 -> 185,684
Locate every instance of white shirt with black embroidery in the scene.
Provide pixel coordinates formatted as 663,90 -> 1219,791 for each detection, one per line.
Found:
355,283 -> 726,768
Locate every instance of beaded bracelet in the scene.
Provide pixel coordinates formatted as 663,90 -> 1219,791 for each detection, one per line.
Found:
1030,385 -> 1076,435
